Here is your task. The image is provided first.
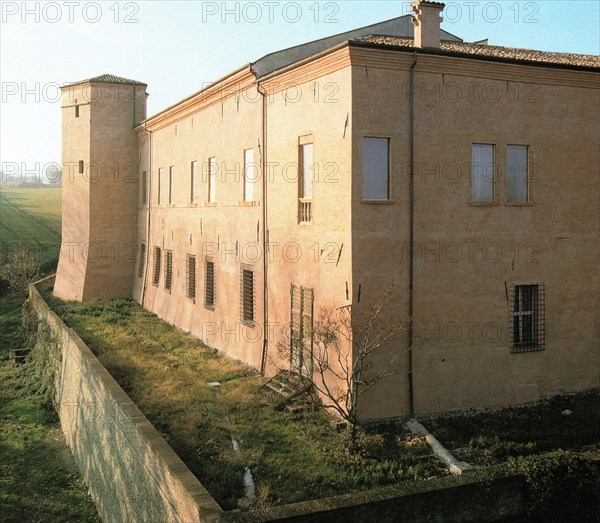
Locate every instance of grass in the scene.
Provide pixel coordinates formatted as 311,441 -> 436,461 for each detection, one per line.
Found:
0,292 -> 99,522
0,185 -> 61,264
425,392 -> 600,467
44,295 -> 443,510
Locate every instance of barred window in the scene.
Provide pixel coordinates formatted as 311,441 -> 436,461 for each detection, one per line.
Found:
241,268 -> 255,325
186,254 -> 196,301
138,243 -> 145,279
204,258 -> 215,309
165,250 -> 173,291
152,246 -> 161,286
510,283 -> 545,353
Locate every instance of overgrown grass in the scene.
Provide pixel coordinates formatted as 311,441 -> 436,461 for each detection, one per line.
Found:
426,392 -> 600,467
44,295 -> 442,510
0,358 -> 99,522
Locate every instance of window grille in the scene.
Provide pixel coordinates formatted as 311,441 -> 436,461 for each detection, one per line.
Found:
152,246 -> 161,286
204,259 -> 215,309
165,250 -> 173,291
510,282 -> 545,352
186,254 -> 196,301
241,269 -> 254,324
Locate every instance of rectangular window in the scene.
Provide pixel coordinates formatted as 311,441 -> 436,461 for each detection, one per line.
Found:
510,283 -> 545,352
362,137 -> 390,200
186,254 -> 196,300
157,168 -> 163,205
507,145 -> 529,203
190,161 -> 198,204
164,250 -> 173,291
168,166 -> 174,205
79,160 -> 84,174
141,171 -> 147,205
75,106 -> 79,118
241,268 -> 255,325
152,246 -> 161,286
208,157 -> 216,203
204,258 -> 215,309
298,143 -> 313,222
138,244 -> 145,279
244,149 -> 255,202
472,144 -> 495,202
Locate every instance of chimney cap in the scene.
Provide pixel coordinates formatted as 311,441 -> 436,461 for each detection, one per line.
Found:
412,0 -> 445,7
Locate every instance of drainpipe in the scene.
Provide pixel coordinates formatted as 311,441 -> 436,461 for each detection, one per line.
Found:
408,50 -> 418,417
258,83 -> 269,376
140,121 -> 152,307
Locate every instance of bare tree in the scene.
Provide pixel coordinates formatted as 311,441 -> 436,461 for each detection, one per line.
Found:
0,241 -> 40,296
277,281 -> 407,436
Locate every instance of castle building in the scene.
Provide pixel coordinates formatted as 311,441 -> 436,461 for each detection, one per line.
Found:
54,1 -> 600,419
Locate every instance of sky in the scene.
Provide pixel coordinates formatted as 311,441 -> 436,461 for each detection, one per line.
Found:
1,0 -> 599,179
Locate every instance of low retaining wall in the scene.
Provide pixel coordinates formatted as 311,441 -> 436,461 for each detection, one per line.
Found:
30,277 -> 527,522
29,276 -> 224,523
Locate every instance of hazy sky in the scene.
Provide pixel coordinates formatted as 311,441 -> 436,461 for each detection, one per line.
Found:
1,0 -> 599,177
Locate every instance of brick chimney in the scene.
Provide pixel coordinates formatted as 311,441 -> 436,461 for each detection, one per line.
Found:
412,0 -> 445,49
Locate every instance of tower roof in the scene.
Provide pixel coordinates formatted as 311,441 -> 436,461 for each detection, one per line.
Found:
64,74 -> 147,88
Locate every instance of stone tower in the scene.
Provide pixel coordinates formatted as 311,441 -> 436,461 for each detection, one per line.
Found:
54,74 -> 147,301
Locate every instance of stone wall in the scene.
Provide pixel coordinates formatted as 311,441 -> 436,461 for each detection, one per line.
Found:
30,276 -> 223,523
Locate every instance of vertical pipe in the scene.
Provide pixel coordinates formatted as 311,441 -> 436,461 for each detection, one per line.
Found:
258,83 -> 269,375
408,50 -> 418,417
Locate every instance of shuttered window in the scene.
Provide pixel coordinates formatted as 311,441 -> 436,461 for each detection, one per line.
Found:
472,144 -> 495,202
204,258 -> 215,309
507,145 -> 529,203
186,254 -> 196,301
152,246 -> 161,286
241,268 -> 254,324
138,243 -> 145,279
165,250 -> 173,291
290,284 -> 314,377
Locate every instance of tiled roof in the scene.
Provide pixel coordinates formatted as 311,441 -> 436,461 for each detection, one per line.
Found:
353,36 -> 600,70
64,74 -> 147,87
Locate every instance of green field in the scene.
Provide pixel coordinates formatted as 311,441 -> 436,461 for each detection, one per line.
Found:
0,184 -> 62,264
